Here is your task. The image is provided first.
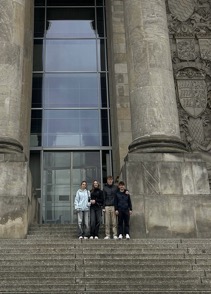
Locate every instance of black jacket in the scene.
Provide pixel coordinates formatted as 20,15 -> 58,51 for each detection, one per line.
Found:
103,184 -> 118,207
114,190 -> 132,211
90,188 -> 104,209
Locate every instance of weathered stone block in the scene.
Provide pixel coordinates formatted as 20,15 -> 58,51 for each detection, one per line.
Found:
123,153 -> 211,238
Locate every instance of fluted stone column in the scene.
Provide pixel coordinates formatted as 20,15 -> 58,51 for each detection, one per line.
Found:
0,0 -> 31,153
124,0 -> 186,152
0,0 -> 34,238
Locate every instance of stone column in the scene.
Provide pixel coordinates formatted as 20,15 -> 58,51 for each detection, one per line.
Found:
0,0 -> 34,238
123,0 -> 186,152
0,0 -> 32,154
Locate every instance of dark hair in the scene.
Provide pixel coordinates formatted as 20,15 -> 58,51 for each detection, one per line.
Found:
107,175 -> 113,180
118,181 -> 125,186
80,180 -> 87,186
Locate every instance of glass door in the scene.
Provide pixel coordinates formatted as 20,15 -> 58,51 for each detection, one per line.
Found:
42,151 -> 101,223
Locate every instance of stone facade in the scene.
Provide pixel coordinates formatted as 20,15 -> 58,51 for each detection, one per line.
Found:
0,0 -> 211,238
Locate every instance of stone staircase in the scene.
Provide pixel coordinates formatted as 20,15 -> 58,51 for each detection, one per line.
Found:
0,225 -> 211,293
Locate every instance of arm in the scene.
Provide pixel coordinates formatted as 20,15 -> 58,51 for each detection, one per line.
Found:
74,190 -> 80,210
114,194 -> 119,215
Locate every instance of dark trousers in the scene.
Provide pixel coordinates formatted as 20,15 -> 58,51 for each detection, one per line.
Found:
90,207 -> 102,237
118,210 -> 130,235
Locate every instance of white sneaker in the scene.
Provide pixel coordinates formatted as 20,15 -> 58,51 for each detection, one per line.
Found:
126,234 -> 130,239
84,236 -> 88,239
118,234 -> 123,239
104,236 -> 110,239
94,236 -> 99,239
113,236 -> 118,239
89,236 -> 94,239
79,236 -> 83,239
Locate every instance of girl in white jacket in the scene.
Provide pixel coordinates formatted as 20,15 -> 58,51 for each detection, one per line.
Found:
74,181 -> 90,239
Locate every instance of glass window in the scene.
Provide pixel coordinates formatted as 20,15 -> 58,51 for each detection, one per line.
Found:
35,0 -> 45,6
33,39 -> 44,71
98,39 -> 106,71
100,73 -> 107,107
46,8 -> 96,38
96,8 -> 104,37
43,110 -> 100,147
47,0 -> 95,6
32,74 -> 43,108
43,73 -> 99,108
101,110 -> 109,146
34,8 -> 45,37
30,110 -> 42,147
72,151 -> 101,184
45,40 -> 97,71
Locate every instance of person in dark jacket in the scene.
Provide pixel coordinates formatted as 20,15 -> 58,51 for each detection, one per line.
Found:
114,181 -> 132,240
103,176 -> 118,239
90,180 -> 104,239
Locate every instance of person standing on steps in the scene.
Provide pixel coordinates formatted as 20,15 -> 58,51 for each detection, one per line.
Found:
102,175 -> 119,239
74,181 -> 90,239
89,180 -> 104,239
114,181 -> 132,240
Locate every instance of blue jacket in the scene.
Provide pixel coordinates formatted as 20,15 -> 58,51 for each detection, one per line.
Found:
74,189 -> 90,211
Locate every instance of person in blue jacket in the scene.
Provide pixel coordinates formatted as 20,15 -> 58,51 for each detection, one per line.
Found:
114,181 -> 132,240
74,181 -> 90,239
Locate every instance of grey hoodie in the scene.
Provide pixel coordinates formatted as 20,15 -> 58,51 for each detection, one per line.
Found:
74,189 -> 91,211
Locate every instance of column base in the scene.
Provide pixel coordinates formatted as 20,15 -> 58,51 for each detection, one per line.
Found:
121,153 -> 211,238
0,137 -> 23,153
129,135 -> 187,153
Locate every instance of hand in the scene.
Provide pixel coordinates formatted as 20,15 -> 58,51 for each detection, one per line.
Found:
115,210 -> 119,215
129,210 -> 132,215
91,200 -> 96,204
125,190 -> 129,195
102,209 -> 105,213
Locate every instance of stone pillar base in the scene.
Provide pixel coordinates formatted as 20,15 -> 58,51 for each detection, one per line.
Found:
0,137 -> 23,153
129,135 -> 187,153
121,153 -> 211,238
0,153 -> 31,238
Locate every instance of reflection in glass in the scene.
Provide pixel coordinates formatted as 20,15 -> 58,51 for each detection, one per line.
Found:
96,8 -> 104,37
32,74 -> 43,108
33,40 -> 44,71
43,73 -> 99,108
34,8 -> 45,37
30,110 -> 42,147
45,40 -> 97,71
101,110 -> 109,146
100,73 -> 107,107
43,110 -> 100,147
35,0 -> 45,6
46,8 -> 95,38
47,0 -> 95,6
97,39 -> 106,71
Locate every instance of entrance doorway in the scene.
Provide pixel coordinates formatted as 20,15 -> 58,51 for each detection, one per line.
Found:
30,150 -> 111,224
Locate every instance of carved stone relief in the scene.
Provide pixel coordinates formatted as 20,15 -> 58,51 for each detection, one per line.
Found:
166,0 -> 211,153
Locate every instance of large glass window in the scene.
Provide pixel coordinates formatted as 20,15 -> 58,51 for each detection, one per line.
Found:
45,39 -> 97,71
32,0 -> 111,224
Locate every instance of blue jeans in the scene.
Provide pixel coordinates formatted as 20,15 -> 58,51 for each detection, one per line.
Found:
77,210 -> 89,237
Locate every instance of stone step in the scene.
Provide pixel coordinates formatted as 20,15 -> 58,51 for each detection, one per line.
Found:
0,280 -> 206,292
0,247 -> 189,253
0,270 -> 205,278
0,253 -> 194,259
